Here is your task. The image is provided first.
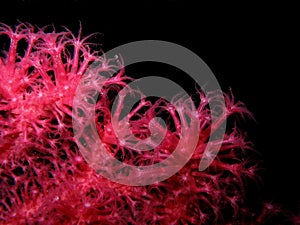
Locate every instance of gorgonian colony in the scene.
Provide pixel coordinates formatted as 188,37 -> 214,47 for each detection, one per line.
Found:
0,22 -> 288,224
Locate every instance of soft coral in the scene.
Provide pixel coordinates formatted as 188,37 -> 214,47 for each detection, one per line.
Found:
0,22 -> 289,224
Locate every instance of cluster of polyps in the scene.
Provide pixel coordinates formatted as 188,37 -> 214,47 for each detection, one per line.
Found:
0,22 -> 281,224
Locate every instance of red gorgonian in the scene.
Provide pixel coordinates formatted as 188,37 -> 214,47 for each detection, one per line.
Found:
0,22 -> 292,224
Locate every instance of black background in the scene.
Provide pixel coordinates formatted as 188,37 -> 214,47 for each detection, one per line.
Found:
1,0 -> 298,217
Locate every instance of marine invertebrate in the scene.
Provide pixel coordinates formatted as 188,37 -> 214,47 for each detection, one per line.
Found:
0,22 -> 280,224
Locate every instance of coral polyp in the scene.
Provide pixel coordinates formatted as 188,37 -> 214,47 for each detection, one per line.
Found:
0,22 -> 279,224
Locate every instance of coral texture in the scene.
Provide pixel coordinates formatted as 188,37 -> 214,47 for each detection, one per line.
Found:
0,22 -> 285,224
